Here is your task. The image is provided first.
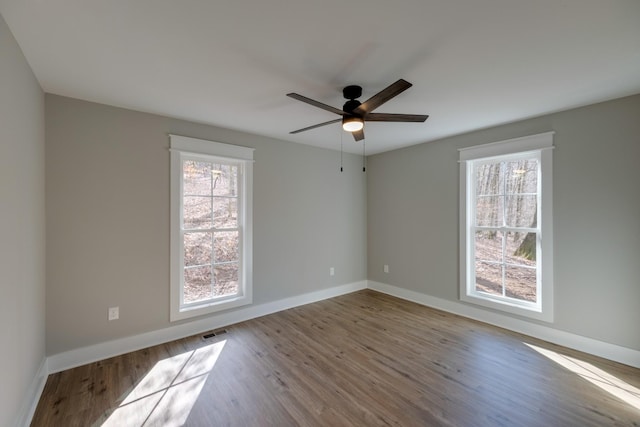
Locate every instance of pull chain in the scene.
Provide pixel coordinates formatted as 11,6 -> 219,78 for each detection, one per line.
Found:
362,138 -> 366,172
340,129 -> 344,172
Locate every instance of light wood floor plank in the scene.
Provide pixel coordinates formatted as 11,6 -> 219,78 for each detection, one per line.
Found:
32,290 -> 640,426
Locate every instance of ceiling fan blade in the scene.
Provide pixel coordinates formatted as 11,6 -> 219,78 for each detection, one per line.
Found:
353,79 -> 412,115
365,113 -> 429,122
290,118 -> 342,134
286,93 -> 345,115
352,128 -> 365,141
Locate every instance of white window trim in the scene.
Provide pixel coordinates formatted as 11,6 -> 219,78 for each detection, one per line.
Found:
170,134 -> 254,322
459,132 -> 554,322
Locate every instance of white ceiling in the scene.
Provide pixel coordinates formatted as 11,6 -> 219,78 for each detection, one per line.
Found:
2,0 -> 639,155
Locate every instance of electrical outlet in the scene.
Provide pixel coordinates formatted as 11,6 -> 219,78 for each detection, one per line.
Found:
384,265 -> 389,273
108,306 -> 119,321
329,267 -> 335,276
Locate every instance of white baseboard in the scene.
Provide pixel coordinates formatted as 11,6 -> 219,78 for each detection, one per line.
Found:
44,278 -> 640,376
367,280 -> 640,369
17,357 -> 48,427
47,281 -> 367,374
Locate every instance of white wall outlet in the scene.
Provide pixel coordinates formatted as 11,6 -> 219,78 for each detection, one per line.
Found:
329,267 -> 335,276
108,306 -> 119,321
384,264 -> 389,273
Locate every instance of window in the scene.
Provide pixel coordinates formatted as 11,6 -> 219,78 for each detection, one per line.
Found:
170,135 -> 254,321
459,132 -> 553,321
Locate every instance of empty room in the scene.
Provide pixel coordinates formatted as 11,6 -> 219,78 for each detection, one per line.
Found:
1,0 -> 639,426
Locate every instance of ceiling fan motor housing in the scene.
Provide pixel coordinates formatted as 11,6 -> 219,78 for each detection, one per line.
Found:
343,99 -> 361,114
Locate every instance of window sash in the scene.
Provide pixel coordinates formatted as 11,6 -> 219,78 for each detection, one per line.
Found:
179,157 -> 243,307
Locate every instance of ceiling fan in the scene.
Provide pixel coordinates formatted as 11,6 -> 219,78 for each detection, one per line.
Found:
287,79 -> 428,141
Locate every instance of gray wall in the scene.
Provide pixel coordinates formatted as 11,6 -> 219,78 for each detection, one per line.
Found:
368,94 -> 640,351
45,94 -> 367,355
0,14 -> 46,426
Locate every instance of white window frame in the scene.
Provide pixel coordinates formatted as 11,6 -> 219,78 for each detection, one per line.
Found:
459,132 -> 554,322
170,134 -> 254,322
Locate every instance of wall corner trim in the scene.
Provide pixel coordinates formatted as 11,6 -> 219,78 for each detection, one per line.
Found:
367,280 -> 640,369
17,357 -> 48,427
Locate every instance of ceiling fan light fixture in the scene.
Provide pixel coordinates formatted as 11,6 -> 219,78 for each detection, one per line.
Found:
342,116 -> 364,132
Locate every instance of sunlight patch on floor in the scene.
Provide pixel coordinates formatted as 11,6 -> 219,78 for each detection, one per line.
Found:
524,343 -> 640,410
101,340 -> 226,426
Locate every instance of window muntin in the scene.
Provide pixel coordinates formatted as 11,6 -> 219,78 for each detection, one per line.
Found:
170,135 -> 253,321
459,132 -> 553,322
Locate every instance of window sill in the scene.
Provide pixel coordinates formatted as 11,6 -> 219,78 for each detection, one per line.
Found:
170,294 -> 252,322
460,292 -> 553,323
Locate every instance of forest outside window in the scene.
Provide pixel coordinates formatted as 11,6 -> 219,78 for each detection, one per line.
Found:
459,132 -> 554,322
170,135 -> 254,321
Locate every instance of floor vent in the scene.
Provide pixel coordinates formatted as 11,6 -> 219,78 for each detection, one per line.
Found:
202,329 -> 228,339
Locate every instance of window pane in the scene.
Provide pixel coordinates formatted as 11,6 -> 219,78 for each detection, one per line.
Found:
475,230 -> 503,262
183,161 -> 212,195
505,265 -> 536,302
505,232 -> 537,269
505,195 -> 537,228
184,266 -> 212,304
213,197 -> 237,229
184,232 -> 212,266
505,159 -> 537,194
475,261 -> 503,297
475,163 -> 504,196
214,231 -> 239,263
214,263 -> 238,297
211,164 -> 238,197
476,196 -> 503,227
184,196 -> 212,229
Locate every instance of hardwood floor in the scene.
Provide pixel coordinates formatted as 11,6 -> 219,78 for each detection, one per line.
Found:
32,290 -> 640,426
